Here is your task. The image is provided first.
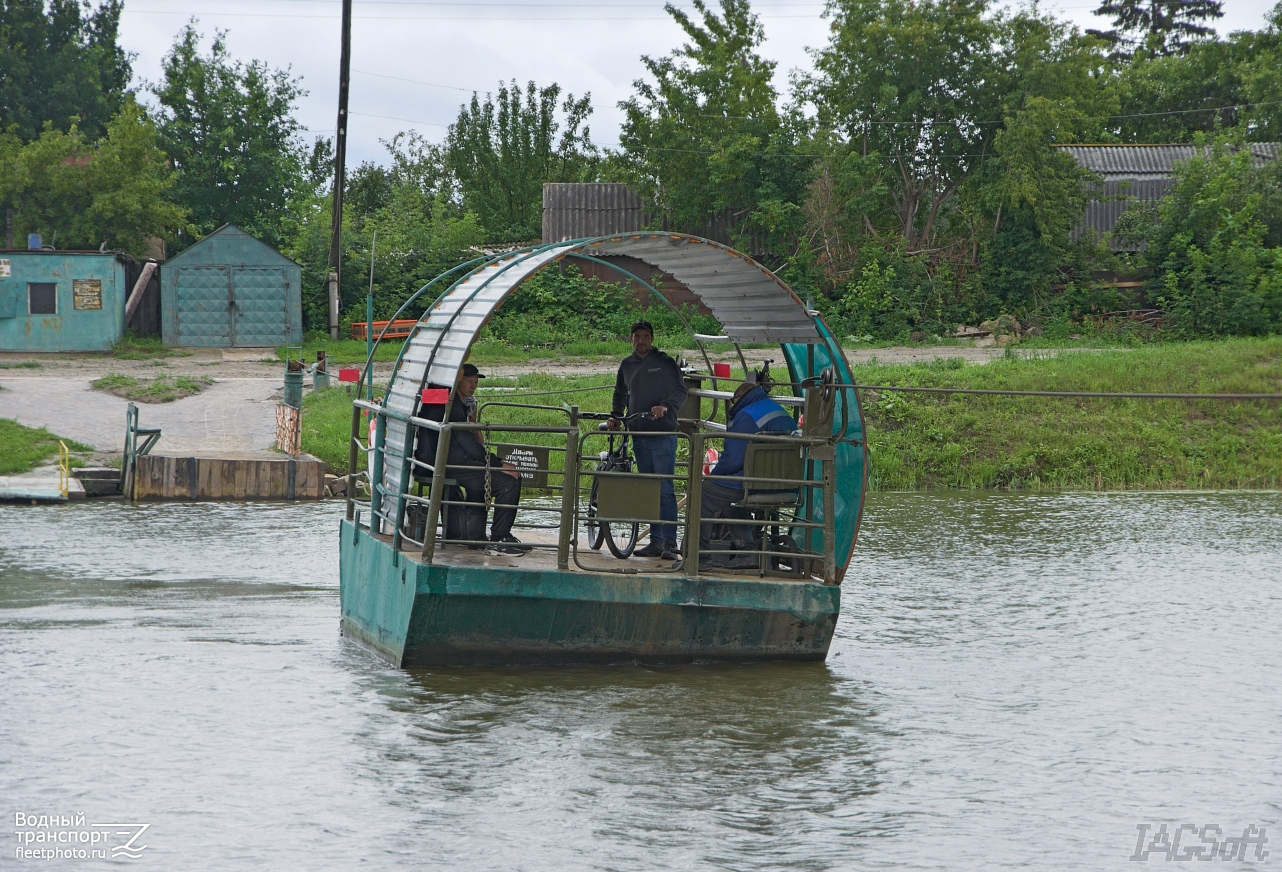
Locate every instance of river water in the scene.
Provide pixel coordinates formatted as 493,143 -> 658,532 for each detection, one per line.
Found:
2,493 -> 1279,870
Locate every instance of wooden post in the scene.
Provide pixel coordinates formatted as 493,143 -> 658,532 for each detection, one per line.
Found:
124,261 -> 157,327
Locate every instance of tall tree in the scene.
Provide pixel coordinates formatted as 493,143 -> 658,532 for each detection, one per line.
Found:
152,22 -> 307,250
0,0 -> 132,143
618,0 -> 805,249
444,80 -> 596,243
0,100 -> 188,254
808,0 -> 1103,250
1088,0 -> 1223,56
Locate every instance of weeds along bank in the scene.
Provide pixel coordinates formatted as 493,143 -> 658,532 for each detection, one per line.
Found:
300,339 -> 1282,492
858,339 -> 1282,490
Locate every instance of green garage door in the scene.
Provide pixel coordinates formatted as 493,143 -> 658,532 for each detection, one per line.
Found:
175,267 -> 231,346
232,267 -> 288,347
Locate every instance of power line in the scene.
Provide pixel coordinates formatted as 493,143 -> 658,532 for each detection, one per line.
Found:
852,385 -> 1282,400
122,7 -> 826,19
351,110 -> 450,128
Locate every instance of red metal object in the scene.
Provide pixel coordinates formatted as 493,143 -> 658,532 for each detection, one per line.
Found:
421,388 -> 449,405
337,367 -> 360,383
351,319 -> 418,340
713,362 -> 732,378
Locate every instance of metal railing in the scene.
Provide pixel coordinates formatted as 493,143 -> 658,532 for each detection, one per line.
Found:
346,395 -> 841,583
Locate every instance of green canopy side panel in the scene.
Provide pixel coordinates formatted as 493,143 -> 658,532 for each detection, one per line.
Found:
784,315 -> 868,582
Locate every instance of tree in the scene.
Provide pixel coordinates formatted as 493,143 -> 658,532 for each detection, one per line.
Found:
152,22 -> 307,250
0,0 -> 131,143
286,132 -> 485,331
1088,0 -> 1223,56
807,0 -> 1106,250
0,100 -> 188,254
618,0 -> 806,251
444,81 -> 596,243
1126,133 -> 1282,336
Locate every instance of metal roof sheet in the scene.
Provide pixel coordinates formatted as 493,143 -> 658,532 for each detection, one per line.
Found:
1057,143 -> 1280,179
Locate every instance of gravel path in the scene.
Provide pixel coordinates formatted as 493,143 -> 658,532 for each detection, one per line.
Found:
0,375 -> 283,460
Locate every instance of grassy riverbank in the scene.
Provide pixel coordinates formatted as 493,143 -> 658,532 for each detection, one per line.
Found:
859,339 -> 1282,490
300,339 -> 1282,490
0,419 -> 92,475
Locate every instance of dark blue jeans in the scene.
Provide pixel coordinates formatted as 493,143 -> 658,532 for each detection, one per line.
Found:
632,432 -> 678,545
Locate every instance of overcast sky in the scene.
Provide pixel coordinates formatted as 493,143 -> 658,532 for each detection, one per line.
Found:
116,0 -> 1278,166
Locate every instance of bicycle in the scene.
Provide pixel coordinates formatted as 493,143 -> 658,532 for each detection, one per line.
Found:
579,412 -> 650,559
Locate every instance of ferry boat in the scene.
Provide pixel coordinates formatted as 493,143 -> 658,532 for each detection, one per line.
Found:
339,233 -> 867,665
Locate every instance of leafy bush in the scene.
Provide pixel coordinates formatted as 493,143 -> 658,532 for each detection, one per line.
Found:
485,266 -> 720,349
1128,134 -> 1282,338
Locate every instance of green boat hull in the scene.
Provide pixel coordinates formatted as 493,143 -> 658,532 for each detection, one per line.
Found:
339,521 -> 840,666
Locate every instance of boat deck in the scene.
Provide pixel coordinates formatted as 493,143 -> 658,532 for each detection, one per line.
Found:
373,525 -> 823,583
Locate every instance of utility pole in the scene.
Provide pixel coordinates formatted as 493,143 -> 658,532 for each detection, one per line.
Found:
327,0 -> 353,341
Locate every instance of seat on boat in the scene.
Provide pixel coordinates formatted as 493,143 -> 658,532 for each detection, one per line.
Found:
731,441 -> 807,577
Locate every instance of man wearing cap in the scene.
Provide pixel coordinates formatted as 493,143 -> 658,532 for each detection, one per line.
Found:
607,320 -> 687,559
416,363 -> 526,556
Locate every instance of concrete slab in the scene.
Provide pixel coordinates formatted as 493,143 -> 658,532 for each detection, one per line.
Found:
0,376 -> 283,456
0,469 -> 85,502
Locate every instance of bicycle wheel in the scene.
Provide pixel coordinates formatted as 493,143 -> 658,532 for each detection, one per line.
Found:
587,477 -> 606,550
604,518 -> 639,559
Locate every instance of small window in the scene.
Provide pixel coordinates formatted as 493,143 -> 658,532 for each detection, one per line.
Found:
28,283 -> 57,315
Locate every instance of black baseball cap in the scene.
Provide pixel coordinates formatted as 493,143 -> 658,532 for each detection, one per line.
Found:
630,320 -> 654,336
461,363 -> 485,378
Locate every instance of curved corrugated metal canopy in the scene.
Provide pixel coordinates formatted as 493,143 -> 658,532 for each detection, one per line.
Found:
382,234 -> 820,427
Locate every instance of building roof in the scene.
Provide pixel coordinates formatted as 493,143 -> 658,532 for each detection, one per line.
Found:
1057,143 -> 1280,180
1057,144 -> 1280,247
164,224 -> 298,268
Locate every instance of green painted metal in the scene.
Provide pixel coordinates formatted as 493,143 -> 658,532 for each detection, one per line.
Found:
783,316 -> 869,578
161,224 -> 302,347
0,251 -> 127,352
340,521 -> 839,666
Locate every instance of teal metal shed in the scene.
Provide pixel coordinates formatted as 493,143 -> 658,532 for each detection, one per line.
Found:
161,224 -> 302,347
0,251 -> 128,352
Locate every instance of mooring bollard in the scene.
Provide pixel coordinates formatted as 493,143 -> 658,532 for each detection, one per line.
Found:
283,358 -> 305,408
312,350 -> 330,390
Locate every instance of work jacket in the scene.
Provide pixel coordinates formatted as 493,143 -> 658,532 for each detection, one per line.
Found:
708,385 -> 796,494
611,348 -> 687,431
413,392 -> 502,476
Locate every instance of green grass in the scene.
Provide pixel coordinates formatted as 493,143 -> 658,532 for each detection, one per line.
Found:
91,373 -> 214,403
301,374 -> 620,476
0,419 -> 93,475
111,330 -> 190,360
856,338 -> 1282,490
298,339 -> 1282,490
0,360 -> 43,369
281,329 -> 721,368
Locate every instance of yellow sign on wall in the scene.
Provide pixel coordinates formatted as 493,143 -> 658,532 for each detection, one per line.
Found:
73,279 -> 102,310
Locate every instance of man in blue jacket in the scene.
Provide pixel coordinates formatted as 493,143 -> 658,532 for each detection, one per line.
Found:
699,381 -> 796,566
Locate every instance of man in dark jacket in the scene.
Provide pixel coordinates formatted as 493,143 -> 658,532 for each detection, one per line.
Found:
607,320 -> 687,559
415,363 -> 525,556
699,381 -> 796,566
